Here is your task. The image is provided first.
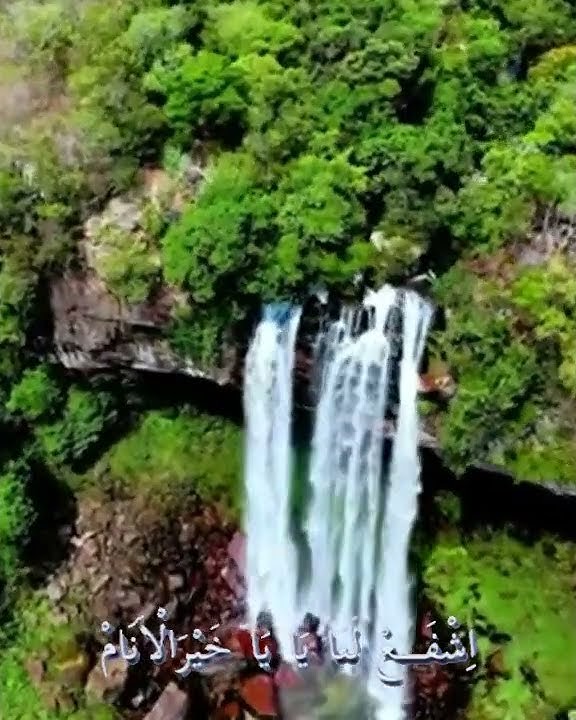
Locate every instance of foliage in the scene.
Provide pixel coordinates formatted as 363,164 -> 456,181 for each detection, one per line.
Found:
7,366 -> 62,422
101,409 -> 242,516
145,45 -> 249,143
2,2 -> 576,719
509,256 -> 576,395
424,531 -> 576,720
93,226 -> 160,304
168,303 -> 238,368
0,595 -> 117,720
433,267 -> 540,470
162,152 -> 271,301
35,389 -> 118,466
0,462 -> 34,594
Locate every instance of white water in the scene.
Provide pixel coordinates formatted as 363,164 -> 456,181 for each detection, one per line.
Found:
243,288 -> 432,720
368,291 -> 433,719
243,304 -> 302,659
301,286 -> 397,653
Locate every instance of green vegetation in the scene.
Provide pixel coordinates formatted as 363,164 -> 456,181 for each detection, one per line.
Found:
0,596 -> 117,720
99,409 -> 242,516
0,0 -> 576,479
0,462 -> 34,601
0,1 -> 575,720
424,530 -> 576,720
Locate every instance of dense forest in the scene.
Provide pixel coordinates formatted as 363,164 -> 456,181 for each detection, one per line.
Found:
0,0 -> 576,719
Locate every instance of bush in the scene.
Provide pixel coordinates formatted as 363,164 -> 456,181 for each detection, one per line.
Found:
0,462 -> 34,595
424,532 -> 576,720
7,366 -> 62,422
36,389 -> 117,466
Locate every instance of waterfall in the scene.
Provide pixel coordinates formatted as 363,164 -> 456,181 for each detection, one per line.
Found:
301,285 -> 397,651
368,291 -> 433,719
243,303 -> 302,659
243,287 -> 432,720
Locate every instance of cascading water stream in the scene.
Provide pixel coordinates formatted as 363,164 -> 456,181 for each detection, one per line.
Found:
301,286 -> 397,653
243,287 -> 432,720
243,303 -> 302,660
368,291 -> 433,719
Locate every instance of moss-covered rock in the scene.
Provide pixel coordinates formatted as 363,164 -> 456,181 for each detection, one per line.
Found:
97,408 -> 243,517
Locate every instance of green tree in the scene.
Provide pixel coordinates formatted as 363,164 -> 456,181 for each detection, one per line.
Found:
145,45 -> 249,142
162,152 -> 272,302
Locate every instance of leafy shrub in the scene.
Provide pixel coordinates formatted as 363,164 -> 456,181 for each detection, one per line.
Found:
0,462 -> 34,591
7,366 -> 62,422
36,389 -> 117,465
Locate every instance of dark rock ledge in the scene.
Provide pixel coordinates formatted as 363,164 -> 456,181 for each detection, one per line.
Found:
47,271 -> 576,516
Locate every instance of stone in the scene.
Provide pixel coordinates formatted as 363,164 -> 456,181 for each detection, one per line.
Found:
131,690 -> 146,708
227,533 -> 246,578
49,270 -> 238,381
25,658 -> 46,689
118,589 -> 142,610
143,682 -> 189,720
85,657 -> 129,703
46,579 -> 65,602
486,648 -> 505,676
167,573 -> 185,592
239,674 -> 279,717
53,650 -> 91,687
93,574 -> 111,595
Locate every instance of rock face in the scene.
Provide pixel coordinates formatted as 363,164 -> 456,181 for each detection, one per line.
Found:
49,270 -> 454,413
37,493 -> 478,720
50,270 -> 241,383
47,495 -> 243,630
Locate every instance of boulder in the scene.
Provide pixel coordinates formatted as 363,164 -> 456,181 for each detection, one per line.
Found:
238,674 -> 279,718
85,657 -> 129,703
143,682 -> 189,720
25,658 -> 46,690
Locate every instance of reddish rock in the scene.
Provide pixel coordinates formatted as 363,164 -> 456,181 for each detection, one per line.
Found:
274,663 -> 302,689
239,674 -> 279,718
486,648 -> 505,677
85,657 -> 128,703
418,373 -> 456,397
420,611 -> 435,640
143,682 -> 189,720
228,532 -> 246,577
215,700 -> 243,720
25,658 -> 46,689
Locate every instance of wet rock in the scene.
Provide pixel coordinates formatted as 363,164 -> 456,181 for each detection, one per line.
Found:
85,657 -> 129,703
239,674 -> 279,717
228,532 -> 246,575
53,649 -> 91,687
44,493 -> 242,717
143,682 -> 189,720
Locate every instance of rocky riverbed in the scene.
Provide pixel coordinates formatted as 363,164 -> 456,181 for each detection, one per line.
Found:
24,492 -> 477,720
